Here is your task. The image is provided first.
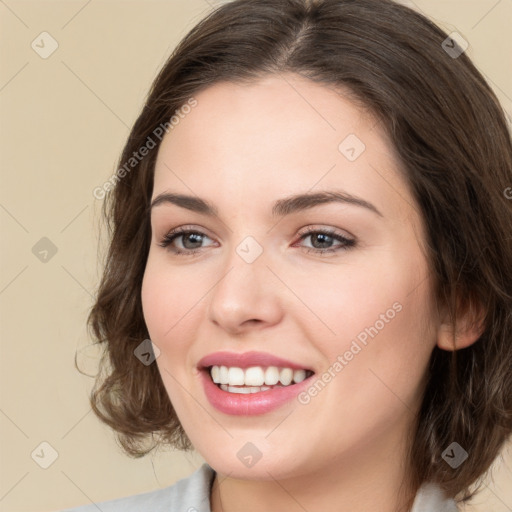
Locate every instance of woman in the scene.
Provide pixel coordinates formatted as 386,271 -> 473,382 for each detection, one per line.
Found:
63,0 -> 512,510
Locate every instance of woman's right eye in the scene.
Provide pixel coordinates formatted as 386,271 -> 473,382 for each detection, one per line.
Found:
159,228 -> 214,256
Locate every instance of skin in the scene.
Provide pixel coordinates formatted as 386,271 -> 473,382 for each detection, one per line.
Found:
141,73 -> 480,512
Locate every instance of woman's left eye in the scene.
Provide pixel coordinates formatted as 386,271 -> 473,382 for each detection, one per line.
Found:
158,227 -> 356,256
296,228 -> 356,254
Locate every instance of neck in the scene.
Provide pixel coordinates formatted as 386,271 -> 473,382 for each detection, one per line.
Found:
210,427 -> 418,512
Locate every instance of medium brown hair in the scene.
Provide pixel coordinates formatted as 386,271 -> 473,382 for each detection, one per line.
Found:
83,0 -> 512,503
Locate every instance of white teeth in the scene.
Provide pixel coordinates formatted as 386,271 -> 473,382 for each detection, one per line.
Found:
220,384 -> 280,393
245,366 -> 265,386
209,365 -> 312,387
293,369 -> 306,383
227,367 -> 245,385
211,365 -> 220,383
219,365 -> 229,385
264,366 -> 280,385
279,368 -> 293,386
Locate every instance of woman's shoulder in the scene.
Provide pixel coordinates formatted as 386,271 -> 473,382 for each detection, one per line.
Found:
59,462 -> 215,512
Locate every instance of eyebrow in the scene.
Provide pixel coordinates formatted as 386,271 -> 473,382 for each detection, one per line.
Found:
150,190 -> 383,218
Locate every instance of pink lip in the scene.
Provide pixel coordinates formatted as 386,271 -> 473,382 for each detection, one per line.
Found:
197,350 -> 313,371
199,368 -> 315,416
197,351 -> 315,416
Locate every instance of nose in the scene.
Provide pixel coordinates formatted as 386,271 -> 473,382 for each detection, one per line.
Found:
207,241 -> 284,335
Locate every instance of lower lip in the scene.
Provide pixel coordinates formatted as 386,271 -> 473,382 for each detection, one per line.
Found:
200,369 -> 314,415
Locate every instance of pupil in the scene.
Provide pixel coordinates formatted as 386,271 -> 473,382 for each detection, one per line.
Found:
184,233 -> 202,249
312,233 -> 332,249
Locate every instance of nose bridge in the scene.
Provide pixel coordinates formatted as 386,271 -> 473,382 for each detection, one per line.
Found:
207,232 -> 282,332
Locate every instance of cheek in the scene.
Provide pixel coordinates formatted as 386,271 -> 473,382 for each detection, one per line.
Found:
300,248 -> 435,374
141,253 -> 216,387
141,263 -> 165,338
141,257 -> 199,402
328,263 -> 435,411
141,255 -> 191,345
290,254 -> 411,340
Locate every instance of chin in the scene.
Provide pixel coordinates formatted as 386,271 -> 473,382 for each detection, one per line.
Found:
200,444 -> 310,481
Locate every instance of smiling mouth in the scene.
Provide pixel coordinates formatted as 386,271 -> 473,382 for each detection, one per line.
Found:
205,365 -> 315,393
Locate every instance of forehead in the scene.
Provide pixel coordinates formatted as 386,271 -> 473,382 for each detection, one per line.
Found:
155,73 -> 380,171
152,74 -> 413,224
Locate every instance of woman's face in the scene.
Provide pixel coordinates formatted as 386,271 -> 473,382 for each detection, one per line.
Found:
141,73 -> 439,480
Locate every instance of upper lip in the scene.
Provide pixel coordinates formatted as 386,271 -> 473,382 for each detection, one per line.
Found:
198,351 -> 314,372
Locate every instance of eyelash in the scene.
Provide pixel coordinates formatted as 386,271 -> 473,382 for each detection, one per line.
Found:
158,226 -> 356,256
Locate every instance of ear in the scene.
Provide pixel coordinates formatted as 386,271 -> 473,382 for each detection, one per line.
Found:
436,295 -> 486,351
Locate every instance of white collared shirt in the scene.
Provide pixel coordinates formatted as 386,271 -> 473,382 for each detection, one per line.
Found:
61,462 -> 459,511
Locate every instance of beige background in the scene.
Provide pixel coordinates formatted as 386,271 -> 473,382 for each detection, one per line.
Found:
0,1 -> 511,511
